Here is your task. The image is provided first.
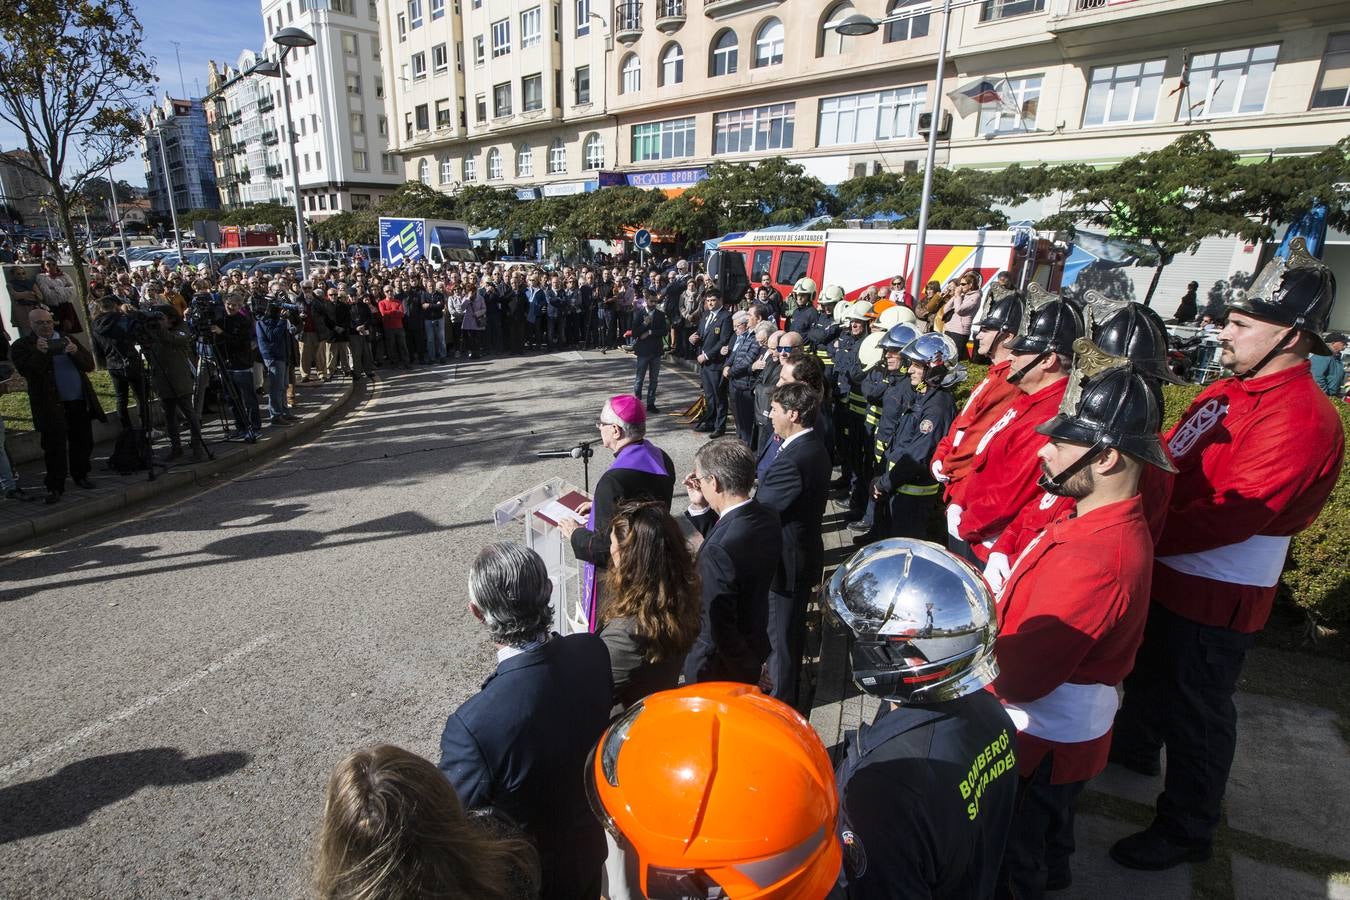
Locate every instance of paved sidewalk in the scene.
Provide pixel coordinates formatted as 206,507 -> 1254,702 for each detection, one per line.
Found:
0,378 -> 354,549
807,495 -> 1350,899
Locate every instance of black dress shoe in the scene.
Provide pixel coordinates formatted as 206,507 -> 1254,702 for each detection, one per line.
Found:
1109,828 -> 1211,871
44,491 -> 62,505
73,477 -> 95,489
693,422 -> 713,432
709,429 -> 726,438
847,520 -> 872,534
1108,746 -> 1161,777
646,404 -> 659,413
5,488 -> 36,502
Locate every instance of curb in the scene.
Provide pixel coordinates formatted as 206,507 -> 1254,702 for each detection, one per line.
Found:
0,378 -> 356,550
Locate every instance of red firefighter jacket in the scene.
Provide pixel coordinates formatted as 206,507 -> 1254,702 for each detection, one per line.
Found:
1152,361 -> 1344,633
935,360 -> 1020,503
953,377 -> 1068,554
991,495 -> 1154,785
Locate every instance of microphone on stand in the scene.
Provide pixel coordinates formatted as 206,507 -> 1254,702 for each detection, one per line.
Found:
535,447 -> 588,459
535,440 -> 598,490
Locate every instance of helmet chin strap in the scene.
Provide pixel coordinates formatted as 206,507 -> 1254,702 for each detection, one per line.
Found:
1037,439 -> 1107,496
1236,326 -> 1298,380
1008,349 -> 1049,385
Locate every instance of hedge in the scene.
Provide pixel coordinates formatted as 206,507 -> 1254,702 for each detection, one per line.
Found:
954,363 -> 1350,628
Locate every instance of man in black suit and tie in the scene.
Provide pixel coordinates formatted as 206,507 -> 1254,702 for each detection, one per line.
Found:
756,381 -> 832,706
438,542 -> 613,900
689,288 -> 734,437
682,438 -> 782,685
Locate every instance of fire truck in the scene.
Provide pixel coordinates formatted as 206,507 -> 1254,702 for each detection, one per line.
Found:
716,228 -> 1066,302
219,225 -> 280,249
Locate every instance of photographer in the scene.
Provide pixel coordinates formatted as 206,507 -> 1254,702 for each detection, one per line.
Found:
141,305 -> 209,462
257,301 -> 300,424
214,291 -> 262,443
92,296 -> 148,430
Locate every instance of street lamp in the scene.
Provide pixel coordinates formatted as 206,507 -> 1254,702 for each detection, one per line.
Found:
148,123 -> 186,266
254,25 -> 316,282
831,1 -> 955,303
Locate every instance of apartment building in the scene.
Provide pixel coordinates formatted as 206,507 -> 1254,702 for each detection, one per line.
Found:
0,150 -> 57,230
259,0 -> 403,217
141,96 -> 221,218
378,0 -> 615,196
206,51 -> 291,211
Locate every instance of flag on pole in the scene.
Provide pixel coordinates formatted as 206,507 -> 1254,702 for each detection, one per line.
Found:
947,77 -> 1013,117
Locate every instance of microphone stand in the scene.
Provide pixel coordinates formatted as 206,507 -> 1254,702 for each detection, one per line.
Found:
534,439 -> 598,492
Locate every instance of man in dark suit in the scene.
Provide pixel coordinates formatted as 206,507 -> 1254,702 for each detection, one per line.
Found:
689,288 -> 734,437
725,311 -> 762,446
682,438 -> 782,685
756,381 -> 832,706
439,542 -> 613,900
10,307 -> 107,504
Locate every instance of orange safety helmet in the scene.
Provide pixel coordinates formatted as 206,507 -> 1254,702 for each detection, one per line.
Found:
869,298 -> 896,319
586,683 -> 842,899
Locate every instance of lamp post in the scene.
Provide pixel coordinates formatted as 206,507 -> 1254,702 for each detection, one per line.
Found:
107,169 -> 130,260
254,25 -> 316,283
150,123 -> 186,265
835,0 -> 957,303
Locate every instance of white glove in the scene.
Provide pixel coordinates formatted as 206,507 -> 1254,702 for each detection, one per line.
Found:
931,457 -> 949,483
984,552 -> 1011,595
945,504 -> 963,540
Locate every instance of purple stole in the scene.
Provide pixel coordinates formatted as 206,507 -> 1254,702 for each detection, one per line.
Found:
581,440 -> 670,630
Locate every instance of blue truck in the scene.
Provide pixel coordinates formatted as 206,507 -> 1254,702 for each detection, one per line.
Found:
378,217 -> 477,269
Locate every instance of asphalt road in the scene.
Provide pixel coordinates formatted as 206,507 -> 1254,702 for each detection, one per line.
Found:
0,349 -> 710,898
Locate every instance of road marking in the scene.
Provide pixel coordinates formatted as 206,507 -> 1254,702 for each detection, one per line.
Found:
0,633 -> 273,785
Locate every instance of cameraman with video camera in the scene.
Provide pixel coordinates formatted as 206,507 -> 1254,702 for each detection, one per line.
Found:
141,304 -> 210,462
213,291 -> 262,443
257,299 -> 301,425
92,295 -> 148,431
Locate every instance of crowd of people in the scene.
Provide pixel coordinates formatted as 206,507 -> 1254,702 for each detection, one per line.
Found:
1,234 -> 1346,899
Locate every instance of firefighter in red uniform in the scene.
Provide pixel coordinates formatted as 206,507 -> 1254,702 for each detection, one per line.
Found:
1109,237 -> 1345,870
990,354 -> 1177,898
932,287 -> 1023,560
946,286 -> 1083,565
983,295 -> 1181,590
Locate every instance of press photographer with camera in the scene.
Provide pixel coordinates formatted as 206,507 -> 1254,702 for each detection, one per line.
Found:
256,300 -> 301,425
92,296 -> 148,431
214,291 -> 262,443
140,305 -> 210,462
10,307 -> 107,504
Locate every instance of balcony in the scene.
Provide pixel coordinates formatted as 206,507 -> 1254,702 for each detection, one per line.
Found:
1045,0 -> 1235,48
655,0 -> 685,32
257,96 -> 275,113
703,0 -> 781,19
266,164 -> 284,179
227,110 -> 242,125
233,141 -> 247,155
261,129 -> 280,145
614,2 -> 642,43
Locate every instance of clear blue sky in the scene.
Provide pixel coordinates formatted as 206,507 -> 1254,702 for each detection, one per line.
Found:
0,0 -> 265,189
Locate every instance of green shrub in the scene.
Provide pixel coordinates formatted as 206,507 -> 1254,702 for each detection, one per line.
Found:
1280,400 -> 1350,627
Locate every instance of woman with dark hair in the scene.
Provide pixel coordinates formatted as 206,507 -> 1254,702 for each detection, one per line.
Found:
598,501 -> 701,711
314,744 -> 539,900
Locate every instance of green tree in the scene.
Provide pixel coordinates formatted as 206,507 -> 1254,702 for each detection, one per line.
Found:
1233,137 -> 1350,235
449,184 -> 519,230
0,0 -> 154,331
654,157 -> 837,241
377,180 -> 457,219
310,210 -> 378,246
565,186 -> 667,243
1041,133 -> 1258,305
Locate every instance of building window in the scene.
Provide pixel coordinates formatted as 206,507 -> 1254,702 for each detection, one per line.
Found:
350,112 -> 365,134
517,144 -> 534,176
754,18 -> 784,68
456,42 -> 463,71
575,0 -> 590,35
475,94 -> 487,122
432,43 -> 448,73
383,153 -> 397,173
548,137 -> 566,173
378,115 -> 388,135
522,73 -> 543,111
979,0 -> 1044,21
418,159 -> 430,184
1083,59 -> 1165,126
978,74 -> 1041,133
464,156 -> 477,181
632,116 -> 696,162
493,81 -> 512,117
405,111 -> 414,138
441,157 -> 454,184
345,74 -> 361,95
818,85 -> 926,145
353,150 -> 368,170
353,192 -> 372,209
582,133 -> 604,170
521,6 -> 542,48
341,32 -> 358,55
1186,45 -> 1278,118
714,102 -> 795,154
1312,33 -> 1350,108
710,29 -> 737,76
473,36 -> 485,66
435,98 -> 451,128
821,2 -> 858,57
409,0 -> 423,28
491,19 -> 511,56
372,34 -> 380,59
884,0 -> 928,42
575,65 -> 591,103
412,52 -> 427,80
553,3 -> 560,40
431,0 -> 445,19
620,53 -> 640,94
375,76 -> 384,98
487,148 -> 503,179
659,43 -> 684,87
415,103 -> 429,131
397,12 -> 406,40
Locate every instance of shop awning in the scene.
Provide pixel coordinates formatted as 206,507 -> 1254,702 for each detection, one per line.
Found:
470,228 -> 500,241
